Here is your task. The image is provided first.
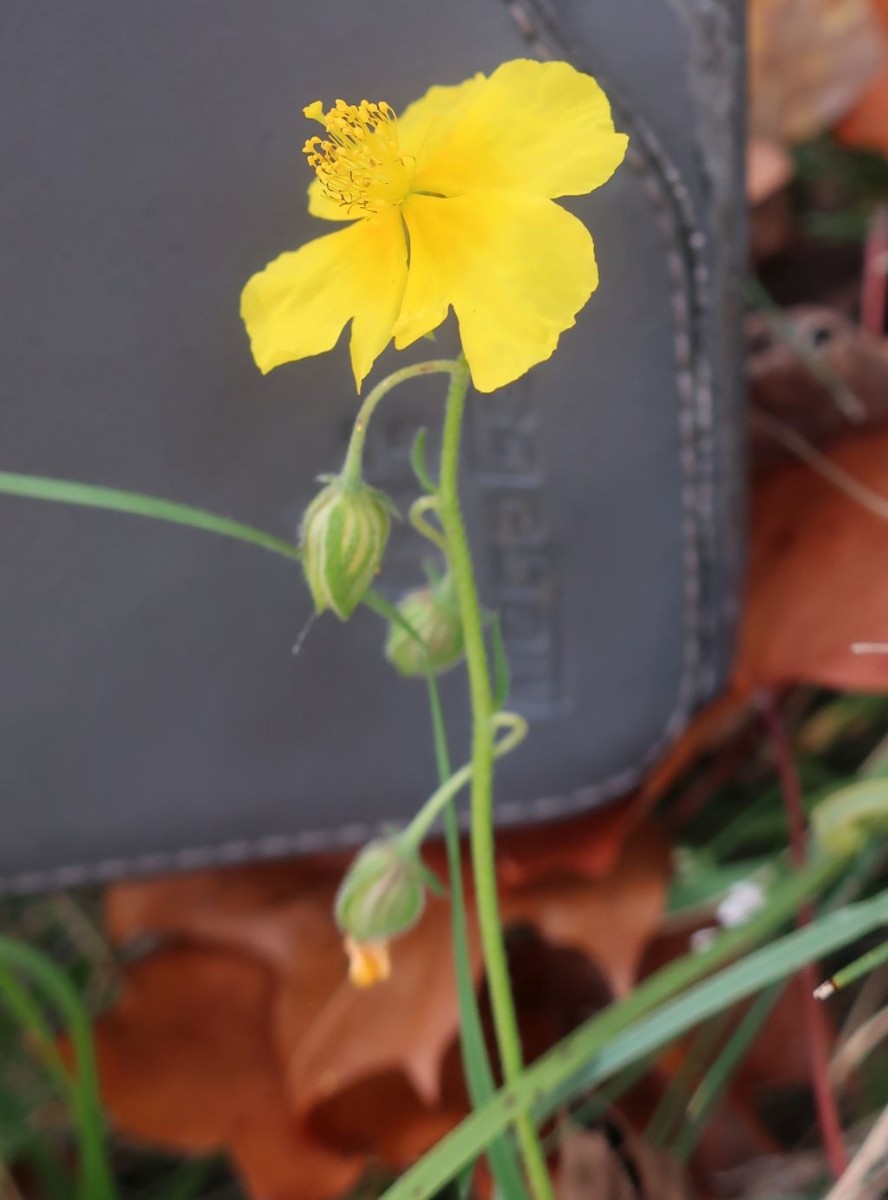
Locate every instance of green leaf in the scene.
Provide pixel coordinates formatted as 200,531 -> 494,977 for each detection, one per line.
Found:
0,937 -> 118,1200
0,964 -> 76,1109
0,470 -> 300,563
812,776 -> 888,857
674,983 -> 784,1160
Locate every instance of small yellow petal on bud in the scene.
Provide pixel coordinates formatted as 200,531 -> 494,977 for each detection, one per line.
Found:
335,838 -> 427,943
344,936 -> 391,988
385,578 -> 464,677
299,475 -> 392,621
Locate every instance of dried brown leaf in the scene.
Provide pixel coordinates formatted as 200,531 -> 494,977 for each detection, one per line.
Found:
837,0 -> 888,154
496,802 -> 646,888
557,1120 -> 693,1200
750,0 -> 884,143
308,1071 -> 460,1165
93,946 -> 364,1200
501,825 -> 672,997
98,811 -> 674,1191
737,429 -> 888,691
282,895 -> 480,1112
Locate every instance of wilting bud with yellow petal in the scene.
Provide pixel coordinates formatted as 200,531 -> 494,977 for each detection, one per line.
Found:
335,838 -> 427,944
300,475 -> 391,620
385,578 -> 464,677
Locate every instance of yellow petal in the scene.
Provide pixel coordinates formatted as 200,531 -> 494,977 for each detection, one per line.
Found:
394,191 -> 598,393
240,208 -> 407,389
411,58 -> 628,200
396,74 -> 485,166
344,936 -> 391,988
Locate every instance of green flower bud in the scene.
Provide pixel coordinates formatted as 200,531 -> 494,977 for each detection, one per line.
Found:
385,578 -> 464,677
300,475 -> 391,620
335,838 -> 427,943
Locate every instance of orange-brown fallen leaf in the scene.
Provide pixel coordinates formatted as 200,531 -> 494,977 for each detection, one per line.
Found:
736,429 -> 888,692
747,138 -> 795,263
747,139 -> 794,208
308,1072 -> 460,1164
281,894 -> 481,1112
98,809 -> 672,1198
495,801 -> 649,888
500,824 -> 672,998
92,946 -> 365,1200
836,0 -> 888,154
749,0 -> 884,143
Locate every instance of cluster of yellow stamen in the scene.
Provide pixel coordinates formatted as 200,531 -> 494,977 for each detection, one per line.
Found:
303,98 -> 410,215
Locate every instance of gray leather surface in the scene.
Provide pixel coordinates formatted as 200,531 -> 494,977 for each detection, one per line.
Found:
0,0 -> 745,892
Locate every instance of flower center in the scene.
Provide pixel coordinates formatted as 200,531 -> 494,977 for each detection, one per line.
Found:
303,99 -> 411,215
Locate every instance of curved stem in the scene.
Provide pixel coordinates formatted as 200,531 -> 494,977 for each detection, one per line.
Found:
341,360 -> 459,486
409,495 -> 449,555
401,713 -> 528,850
435,357 -> 554,1200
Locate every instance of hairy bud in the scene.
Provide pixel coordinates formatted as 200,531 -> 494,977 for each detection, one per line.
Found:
385,578 -> 464,677
300,476 -> 391,620
335,838 -> 427,943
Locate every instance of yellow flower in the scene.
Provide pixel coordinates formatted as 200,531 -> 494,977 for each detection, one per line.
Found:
241,59 -> 628,393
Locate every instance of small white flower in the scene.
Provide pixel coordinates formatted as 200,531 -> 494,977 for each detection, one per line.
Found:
716,880 -> 766,929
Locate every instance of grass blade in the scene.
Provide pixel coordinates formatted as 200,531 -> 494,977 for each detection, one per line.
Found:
382,858 -> 860,1200
0,937 -> 117,1200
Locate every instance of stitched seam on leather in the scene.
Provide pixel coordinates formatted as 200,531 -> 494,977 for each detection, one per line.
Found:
0,6 -> 731,895
493,0 -> 716,816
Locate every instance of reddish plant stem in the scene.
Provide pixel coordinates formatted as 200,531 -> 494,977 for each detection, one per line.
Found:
666,713 -> 759,831
861,205 -> 888,337
757,690 -> 848,1179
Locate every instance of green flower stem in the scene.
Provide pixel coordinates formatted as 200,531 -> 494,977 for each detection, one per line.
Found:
426,678 -> 531,1200
409,495 -> 449,555
341,360 -> 460,486
401,712 -> 528,851
364,585 -> 529,1197
435,356 -> 555,1200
